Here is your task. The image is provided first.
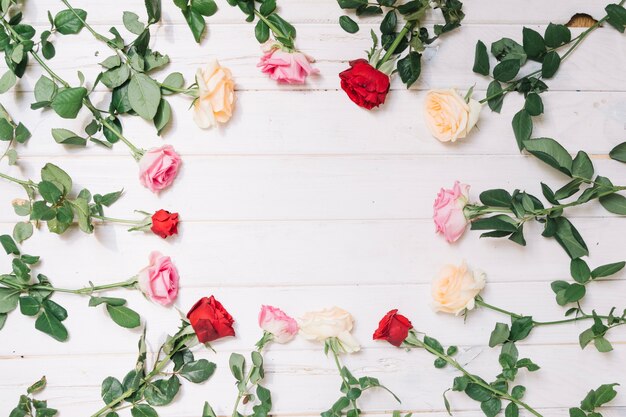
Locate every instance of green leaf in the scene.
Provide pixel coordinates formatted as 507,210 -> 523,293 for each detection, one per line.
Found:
182,8 -> 206,43
493,59 -> 520,82
481,397 -> 502,417
202,402 -> 217,417
522,27 -> 545,60
0,70 -> 17,94
591,261 -> 625,279
89,296 -> 127,307
106,304 -> 140,328
488,322 -> 510,347
101,376 -> 124,404
594,337 -> 613,353
609,141 -> 626,162
339,15 -> 359,34
51,87 -> 87,119
523,137 -> 572,176
12,221 -> 33,243
100,65 -> 131,89
380,10 -> 397,34
14,122 -> 30,143
180,359 -> 216,383
54,9 -> 87,35
255,19 -> 270,42
0,287 -> 20,313
51,128 -> 86,146
192,0 -> 218,16
153,99 -> 171,135
505,402 -> 519,417
599,193 -> 626,215
123,11 -> 145,35
553,217 -> 588,259
544,23 -> 571,47
570,258 -> 591,283
512,109 -> 533,151
563,283 -> 586,304
606,3 -> 626,32
465,383 -> 493,402
541,51 -> 561,78
145,0 -> 162,23
524,93 -> 543,116
572,151 -> 594,180
19,296 -> 40,316
38,181 -> 63,204
511,385 -> 525,400
396,51 -> 421,88
144,376 -> 180,406
593,383 -> 619,406
479,189 -> 512,207
486,80 -> 504,113
0,118 -> 13,140
491,38 -> 526,64
35,306 -> 68,341
229,352 -> 246,382
131,404 -> 158,417
128,73 -> 161,120
472,40 -> 490,76
471,215 -> 518,233
41,163 -> 72,194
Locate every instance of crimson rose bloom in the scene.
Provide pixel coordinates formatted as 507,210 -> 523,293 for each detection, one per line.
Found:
150,210 -> 179,239
339,59 -> 390,110
373,309 -> 413,347
187,296 -> 235,343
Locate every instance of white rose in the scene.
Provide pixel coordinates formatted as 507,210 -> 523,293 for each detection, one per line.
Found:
193,59 -> 236,129
432,262 -> 486,315
424,89 -> 482,142
299,307 -> 361,353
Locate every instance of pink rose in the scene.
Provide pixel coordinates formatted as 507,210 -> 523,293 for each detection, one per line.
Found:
258,305 -> 299,344
433,181 -> 470,243
257,45 -> 319,84
137,251 -> 179,306
138,145 -> 181,193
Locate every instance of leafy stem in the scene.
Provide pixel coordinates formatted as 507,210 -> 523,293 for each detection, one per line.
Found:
327,340 -> 360,413
378,21 -> 416,67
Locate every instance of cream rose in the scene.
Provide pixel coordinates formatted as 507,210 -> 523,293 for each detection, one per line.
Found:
432,262 -> 486,315
194,59 -> 235,129
424,89 -> 482,142
299,307 -> 360,353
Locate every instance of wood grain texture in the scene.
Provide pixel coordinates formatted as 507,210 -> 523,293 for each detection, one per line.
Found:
0,1 -> 625,416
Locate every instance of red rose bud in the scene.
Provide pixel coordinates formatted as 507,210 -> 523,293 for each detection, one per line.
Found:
339,59 -> 390,110
151,209 -> 179,239
187,296 -> 235,343
373,309 -> 413,347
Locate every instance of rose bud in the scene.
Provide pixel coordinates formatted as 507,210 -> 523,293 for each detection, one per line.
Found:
339,59 -> 390,110
187,296 -> 235,343
258,305 -> 299,344
138,145 -> 182,193
433,181 -> 471,243
299,306 -> 360,353
373,309 -> 413,347
424,89 -> 482,143
137,251 -> 180,306
432,262 -> 486,316
194,59 -> 236,129
150,210 -> 179,239
258,43 -> 319,84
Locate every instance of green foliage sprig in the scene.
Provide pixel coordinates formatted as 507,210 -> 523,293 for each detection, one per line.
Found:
0,103 -> 31,166
91,323 -> 216,417
8,376 -> 58,417
569,383 -> 620,417
322,338 -> 400,417
471,1 -> 626,157
0,237 -> 145,341
337,0 -> 464,85
465,140 -> 626,258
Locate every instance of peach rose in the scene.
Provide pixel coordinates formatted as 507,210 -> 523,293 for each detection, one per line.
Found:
194,59 -> 235,129
433,181 -> 470,243
299,307 -> 360,353
259,305 -> 299,344
257,43 -> 319,84
424,89 -> 481,142
138,145 -> 181,193
432,262 -> 485,315
137,251 -> 180,306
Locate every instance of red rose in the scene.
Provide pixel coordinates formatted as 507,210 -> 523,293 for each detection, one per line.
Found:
187,296 -> 235,343
339,59 -> 390,110
373,309 -> 413,347
151,210 -> 179,239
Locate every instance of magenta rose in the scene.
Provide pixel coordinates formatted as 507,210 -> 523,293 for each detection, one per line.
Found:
137,251 -> 180,306
258,45 -> 319,84
433,181 -> 470,243
258,305 -> 299,344
138,145 -> 181,193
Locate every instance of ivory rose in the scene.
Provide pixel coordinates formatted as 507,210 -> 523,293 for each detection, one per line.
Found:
138,145 -> 181,193
137,251 -> 179,306
299,307 -> 360,353
258,305 -> 299,344
194,59 -> 236,129
424,89 -> 481,142
258,43 -> 319,84
432,262 -> 486,315
433,181 -> 470,243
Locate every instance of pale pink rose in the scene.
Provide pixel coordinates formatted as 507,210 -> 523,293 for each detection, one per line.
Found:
257,45 -> 319,84
424,89 -> 482,143
433,181 -> 470,243
138,145 -> 181,193
137,251 -> 179,306
258,305 -> 299,344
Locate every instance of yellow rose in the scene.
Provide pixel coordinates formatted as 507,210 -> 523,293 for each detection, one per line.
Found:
299,307 -> 361,353
431,262 -> 486,315
193,59 -> 235,129
424,89 -> 482,142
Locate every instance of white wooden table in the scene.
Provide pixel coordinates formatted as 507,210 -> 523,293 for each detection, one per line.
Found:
1,1 -> 625,416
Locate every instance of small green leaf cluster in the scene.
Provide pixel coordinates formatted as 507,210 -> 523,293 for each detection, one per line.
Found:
569,383 -> 620,417
338,0 -> 465,87
233,0 -> 297,49
229,351 -> 272,417
95,327 -> 216,417
0,103 -> 31,165
8,376 -> 58,417
173,0 -> 219,43
488,317 -> 535,349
